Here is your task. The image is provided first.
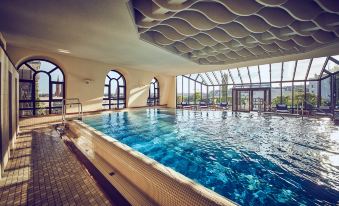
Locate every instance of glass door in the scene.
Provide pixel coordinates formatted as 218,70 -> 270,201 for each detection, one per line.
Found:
252,90 -> 265,111
237,90 -> 250,111
232,88 -> 270,112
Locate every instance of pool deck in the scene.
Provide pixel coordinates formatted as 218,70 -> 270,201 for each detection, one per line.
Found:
0,123 -> 113,206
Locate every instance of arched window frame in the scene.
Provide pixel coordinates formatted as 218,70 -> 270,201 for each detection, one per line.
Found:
148,77 -> 160,106
103,70 -> 126,109
17,59 -> 65,116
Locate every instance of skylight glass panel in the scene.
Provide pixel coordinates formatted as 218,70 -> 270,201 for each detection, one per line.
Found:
183,74 -> 190,78
282,61 -> 295,81
229,68 -> 241,84
200,73 -> 212,85
206,72 -> 219,85
221,70 -> 233,84
331,55 -> 339,62
307,57 -> 326,80
190,73 -> 198,80
325,59 -> 339,73
196,75 -> 204,84
271,63 -> 282,82
238,67 -> 250,84
322,60 -> 339,78
259,64 -> 270,83
321,71 -> 330,78
213,71 -> 223,84
294,59 -> 310,80
248,66 -> 259,83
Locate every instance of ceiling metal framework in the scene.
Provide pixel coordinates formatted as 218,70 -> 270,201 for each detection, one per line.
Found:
181,55 -> 339,86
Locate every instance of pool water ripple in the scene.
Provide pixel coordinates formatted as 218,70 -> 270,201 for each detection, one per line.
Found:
83,109 -> 339,205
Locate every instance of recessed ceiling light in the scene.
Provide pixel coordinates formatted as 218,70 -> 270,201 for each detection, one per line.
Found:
57,49 -> 70,54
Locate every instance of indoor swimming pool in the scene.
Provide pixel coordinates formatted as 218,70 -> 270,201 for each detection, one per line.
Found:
83,109 -> 339,205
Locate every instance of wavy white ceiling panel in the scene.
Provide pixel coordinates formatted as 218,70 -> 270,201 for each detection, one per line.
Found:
131,0 -> 339,65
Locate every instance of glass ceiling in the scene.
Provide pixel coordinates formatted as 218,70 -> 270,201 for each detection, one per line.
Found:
182,56 -> 339,86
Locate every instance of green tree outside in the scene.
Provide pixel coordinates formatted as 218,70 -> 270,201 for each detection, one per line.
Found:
271,92 -> 317,107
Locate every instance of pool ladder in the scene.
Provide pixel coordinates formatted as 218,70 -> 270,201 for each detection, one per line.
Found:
296,98 -> 304,120
62,98 -> 83,125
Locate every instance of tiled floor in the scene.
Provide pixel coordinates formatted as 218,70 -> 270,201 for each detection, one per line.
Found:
0,125 -> 113,206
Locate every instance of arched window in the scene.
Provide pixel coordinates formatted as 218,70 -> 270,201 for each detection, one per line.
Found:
103,70 -> 126,109
147,78 -> 160,106
17,59 -> 65,116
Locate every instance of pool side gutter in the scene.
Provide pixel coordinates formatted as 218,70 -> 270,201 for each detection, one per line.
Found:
67,120 -> 237,206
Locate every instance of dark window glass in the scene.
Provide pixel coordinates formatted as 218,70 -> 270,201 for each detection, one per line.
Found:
103,70 -> 126,109
17,60 -> 65,117
148,78 -> 160,106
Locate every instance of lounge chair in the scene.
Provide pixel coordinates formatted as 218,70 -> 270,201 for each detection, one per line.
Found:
198,101 -> 208,110
181,102 -> 191,109
217,102 -> 228,110
276,104 -> 289,113
318,106 -> 330,113
304,102 -> 314,115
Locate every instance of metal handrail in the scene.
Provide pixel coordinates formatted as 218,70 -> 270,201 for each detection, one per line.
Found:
259,101 -> 271,113
62,98 -> 83,124
296,97 -> 304,119
303,100 -> 329,114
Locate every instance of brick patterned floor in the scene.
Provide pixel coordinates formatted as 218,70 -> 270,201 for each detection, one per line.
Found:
0,126 -> 112,206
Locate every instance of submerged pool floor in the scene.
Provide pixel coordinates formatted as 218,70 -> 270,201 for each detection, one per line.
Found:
83,109 -> 339,205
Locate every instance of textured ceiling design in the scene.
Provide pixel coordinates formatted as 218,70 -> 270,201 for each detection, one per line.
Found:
131,0 -> 339,65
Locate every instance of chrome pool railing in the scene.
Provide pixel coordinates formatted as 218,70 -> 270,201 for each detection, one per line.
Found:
296,97 -> 304,120
62,98 -> 83,125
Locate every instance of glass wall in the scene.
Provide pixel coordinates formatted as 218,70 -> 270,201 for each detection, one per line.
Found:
176,76 -> 182,104
196,80 -> 202,104
271,83 -> 281,106
271,63 -> 282,82
293,82 -> 305,107
183,77 -> 189,103
306,81 -> 318,107
227,85 -> 233,107
281,82 -> 293,107
176,55 -> 339,113
321,77 -> 331,106
202,84 -> 207,103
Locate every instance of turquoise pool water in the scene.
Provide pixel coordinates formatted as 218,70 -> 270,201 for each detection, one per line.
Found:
83,109 -> 339,205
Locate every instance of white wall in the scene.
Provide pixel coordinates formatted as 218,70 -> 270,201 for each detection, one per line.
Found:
0,43 -> 19,178
7,46 -> 176,114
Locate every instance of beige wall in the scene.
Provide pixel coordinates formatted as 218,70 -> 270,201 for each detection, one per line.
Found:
7,46 -> 176,114
0,43 -> 19,178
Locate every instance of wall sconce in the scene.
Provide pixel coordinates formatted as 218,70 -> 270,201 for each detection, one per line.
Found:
84,79 -> 94,84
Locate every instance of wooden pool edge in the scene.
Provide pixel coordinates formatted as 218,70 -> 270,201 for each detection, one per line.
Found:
66,120 -> 237,206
